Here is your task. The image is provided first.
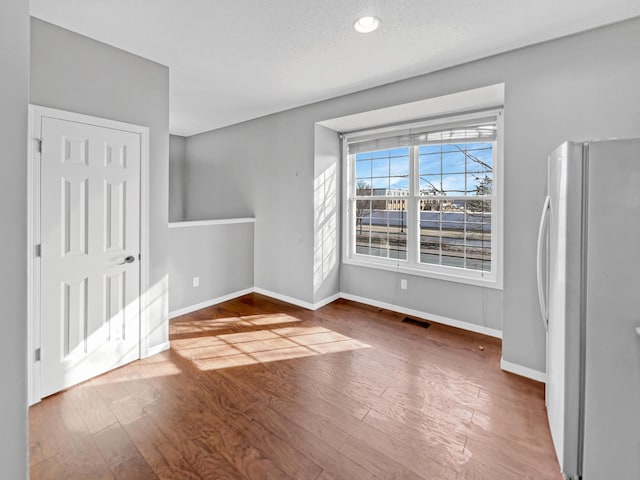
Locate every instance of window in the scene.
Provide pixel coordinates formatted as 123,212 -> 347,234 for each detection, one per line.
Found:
343,110 -> 502,288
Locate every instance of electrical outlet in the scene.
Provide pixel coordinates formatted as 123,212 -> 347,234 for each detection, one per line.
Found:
193,276 -> 200,287
400,278 -> 407,290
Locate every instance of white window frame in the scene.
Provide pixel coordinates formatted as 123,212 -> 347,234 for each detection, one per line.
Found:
341,109 -> 503,289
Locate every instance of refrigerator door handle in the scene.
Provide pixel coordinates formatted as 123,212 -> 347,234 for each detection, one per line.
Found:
536,195 -> 551,330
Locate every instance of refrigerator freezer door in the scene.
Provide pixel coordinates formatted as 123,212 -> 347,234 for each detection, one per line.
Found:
582,139 -> 640,479
546,142 -> 583,478
546,143 -> 569,471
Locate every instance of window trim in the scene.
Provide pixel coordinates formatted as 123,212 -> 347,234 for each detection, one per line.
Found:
341,109 -> 503,290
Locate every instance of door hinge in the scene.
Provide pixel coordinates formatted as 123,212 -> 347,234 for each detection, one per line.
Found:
35,348 -> 41,362
35,244 -> 41,258
36,138 -> 43,153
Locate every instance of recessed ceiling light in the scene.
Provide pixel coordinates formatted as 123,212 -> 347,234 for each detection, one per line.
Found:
354,16 -> 380,34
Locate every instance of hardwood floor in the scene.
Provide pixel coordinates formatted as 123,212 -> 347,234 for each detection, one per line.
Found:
29,293 -> 562,479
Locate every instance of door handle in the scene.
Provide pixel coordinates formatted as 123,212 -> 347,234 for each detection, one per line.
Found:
536,195 -> 551,330
636,327 -> 640,337
119,255 -> 136,265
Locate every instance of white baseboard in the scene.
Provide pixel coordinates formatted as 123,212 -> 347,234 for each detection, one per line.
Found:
169,287 -> 254,319
312,292 -> 342,310
168,288 -> 504,342
169,287 -> 334,319
340,292 -> 503,339
147,341 -> 171,357
500,357 -> 546,383
253,287 -> 317,310
253,288 -> 342,311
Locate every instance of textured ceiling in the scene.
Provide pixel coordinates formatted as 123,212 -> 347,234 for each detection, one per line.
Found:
30,0 -> 640,136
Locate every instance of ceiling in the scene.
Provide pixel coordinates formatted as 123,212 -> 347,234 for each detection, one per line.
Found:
30,1 -> 640,137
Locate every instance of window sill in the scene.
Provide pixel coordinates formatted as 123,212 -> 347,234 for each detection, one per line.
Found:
168,217 -> 256,228
342,257 -> 503,290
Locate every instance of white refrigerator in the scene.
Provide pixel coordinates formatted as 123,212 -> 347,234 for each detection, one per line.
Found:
537,138 -> 640,479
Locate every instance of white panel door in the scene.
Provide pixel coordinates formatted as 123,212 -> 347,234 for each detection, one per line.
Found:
40,116 -> 141,398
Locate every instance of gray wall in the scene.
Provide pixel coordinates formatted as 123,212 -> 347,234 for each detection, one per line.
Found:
185,114 -> 313,302
185,127 -> 255,220
313,124 -> 341,303
180,18 -> 640,373
31,18 -> 171,349
169,223 -> 254,314
498,20 -> 640,372
169,134 -> 186,221
0,1 -> 29,477
341,265 -> 503,331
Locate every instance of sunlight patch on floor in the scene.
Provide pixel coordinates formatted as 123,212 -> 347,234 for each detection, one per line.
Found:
171,313 -> 303,335
89,359 -> 184,385
171,314 -> 371,371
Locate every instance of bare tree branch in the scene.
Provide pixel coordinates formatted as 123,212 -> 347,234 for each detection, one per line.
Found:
452,145 -> 492,171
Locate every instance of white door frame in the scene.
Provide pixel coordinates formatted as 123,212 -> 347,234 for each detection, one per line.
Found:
27,105 -> 151,405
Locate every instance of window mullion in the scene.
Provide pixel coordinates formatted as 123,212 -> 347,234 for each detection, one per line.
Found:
407,146 -> 417,266
349,154 -> 355,257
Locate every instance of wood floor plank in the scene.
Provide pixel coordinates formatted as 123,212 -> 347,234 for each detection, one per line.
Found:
227,357 -> 463,479
242,405 -> 377,480
29,401 -> 64,466
63,381 -> 119,435
335,412 -> 461,479
340,434 -> 455,480
168,373 -> 323,480
120,413 -> 205,480
30,293 -> 561,480
468,406 -> 554,452
139,368 -> 296,480
463,428 -> 560,478
92,423 -> 159,480
30,452 -> 115,480
455,456 -> 547,480
317,301 -> 492,372
316,472 -> 337,480
212,363 -> 350,450
362,408 -> 468,468
90,370 -> 204,479
140,409 -> 243,480
30,395 -> 115,480
193,427 -> 293,480
173,373 -> 323,479
225,361 -> 372,420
